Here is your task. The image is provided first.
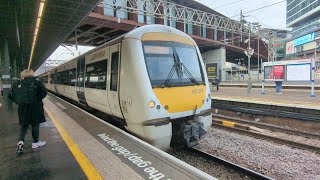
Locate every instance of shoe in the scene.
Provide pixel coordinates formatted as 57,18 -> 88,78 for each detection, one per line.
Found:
276,92 -> 279,94
278,92 -> 283,94
16,141 -> 24,153
32,141 -> 46,149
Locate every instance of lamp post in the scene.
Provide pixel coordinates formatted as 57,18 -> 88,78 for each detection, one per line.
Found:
235,58 -> 244,81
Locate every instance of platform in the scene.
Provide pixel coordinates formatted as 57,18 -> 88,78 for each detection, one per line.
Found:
0,95 -> 215,180
219,81 -> 320,90
211,86 -> 320,110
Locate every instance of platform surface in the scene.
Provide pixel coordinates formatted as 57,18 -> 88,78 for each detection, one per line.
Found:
0,94 -> 215,180
0,97 -> 86,179
211,86 -> 320,110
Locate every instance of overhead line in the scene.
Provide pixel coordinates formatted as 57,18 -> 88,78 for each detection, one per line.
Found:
229,0 -> 286,18
212,0 -> 246,10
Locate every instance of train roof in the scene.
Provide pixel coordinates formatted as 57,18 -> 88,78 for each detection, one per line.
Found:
41,25 -> 195,75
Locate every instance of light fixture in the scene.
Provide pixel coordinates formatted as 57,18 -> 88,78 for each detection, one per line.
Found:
28,0 -> 46,69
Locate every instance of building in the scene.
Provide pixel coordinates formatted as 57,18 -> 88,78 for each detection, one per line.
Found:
286,0 -> 320,37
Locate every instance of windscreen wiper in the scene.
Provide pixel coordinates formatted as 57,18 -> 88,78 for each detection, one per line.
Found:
163,64 -> 176,87
181,63 -> 200,85
174,51 -> 200,85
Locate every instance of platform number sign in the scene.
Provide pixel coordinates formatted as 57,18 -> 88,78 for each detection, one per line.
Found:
206,63 -> 217,80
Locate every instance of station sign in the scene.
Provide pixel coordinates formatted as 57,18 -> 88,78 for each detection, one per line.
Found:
206,63 -> 217,79
294,32 -> 315,47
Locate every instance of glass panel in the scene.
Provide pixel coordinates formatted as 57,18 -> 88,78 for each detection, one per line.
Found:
143,41 -> 204,87
110,52 -> 119,91
85,60 -> 107,89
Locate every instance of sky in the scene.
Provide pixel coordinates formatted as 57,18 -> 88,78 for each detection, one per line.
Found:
195,0 -> 288,30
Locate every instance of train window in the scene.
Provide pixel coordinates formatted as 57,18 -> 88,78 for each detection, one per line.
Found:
61,70 -> 70,85
85,60 -> 107,89
50,73 -> 54,84
143,41 -> 204,87
69,68 -> 76,86
110,52 -> 119,91
77,57 -> 85,87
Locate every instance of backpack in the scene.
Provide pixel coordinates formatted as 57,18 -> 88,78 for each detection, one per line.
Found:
11,80 -> 37,105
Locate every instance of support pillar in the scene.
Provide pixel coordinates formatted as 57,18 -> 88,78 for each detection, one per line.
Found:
214,28 -> 217,41
201,46 -> 226,81
0,38 -> 12,105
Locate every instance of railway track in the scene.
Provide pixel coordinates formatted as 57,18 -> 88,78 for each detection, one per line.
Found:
212,116 -> 320,154
171,148 -> 273,180
212,99 -> 320,121
212,114 -> 320,139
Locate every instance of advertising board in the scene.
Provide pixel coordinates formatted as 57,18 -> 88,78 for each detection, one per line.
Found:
286,41 -> 294,55
206,63 -> 218,79
286,64 -> 311,81
294,32 -> 315,46
264,65 -> 285,81
263,59 -> 312,81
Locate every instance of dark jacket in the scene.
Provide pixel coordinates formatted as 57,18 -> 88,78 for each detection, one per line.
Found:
212,77 -> 220,85
9,77 -> 47,126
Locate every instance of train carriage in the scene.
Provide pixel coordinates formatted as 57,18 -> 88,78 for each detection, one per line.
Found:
39,25 -> 212,150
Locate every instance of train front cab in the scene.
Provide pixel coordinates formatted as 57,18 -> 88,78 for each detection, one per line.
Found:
120,28 -> 212,150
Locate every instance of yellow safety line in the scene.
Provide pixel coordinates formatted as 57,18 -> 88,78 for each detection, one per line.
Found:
44,106 -> 103,180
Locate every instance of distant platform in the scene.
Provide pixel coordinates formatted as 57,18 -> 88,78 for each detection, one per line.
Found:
218,82 -> 320,90
211,86 -> 320,110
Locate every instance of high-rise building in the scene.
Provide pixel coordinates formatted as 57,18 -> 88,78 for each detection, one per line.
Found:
286,0 -> 320,37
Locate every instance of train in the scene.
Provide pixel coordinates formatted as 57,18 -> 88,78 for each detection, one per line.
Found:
39,25 -> 212,150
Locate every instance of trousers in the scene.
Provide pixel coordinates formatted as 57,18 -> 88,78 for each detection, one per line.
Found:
19,124 -> 39,143
275,81 -> 282,93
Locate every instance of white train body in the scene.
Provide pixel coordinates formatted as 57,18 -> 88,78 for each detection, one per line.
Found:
40,25 -> 212,150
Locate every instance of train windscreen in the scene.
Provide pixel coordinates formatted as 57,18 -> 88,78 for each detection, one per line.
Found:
143,41 -> 205,87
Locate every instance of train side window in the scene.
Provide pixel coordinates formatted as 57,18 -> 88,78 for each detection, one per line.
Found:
110,52 -> 119,91
69,68 -> 76,86
85,60 -> 107,89
50,74 -> 54,84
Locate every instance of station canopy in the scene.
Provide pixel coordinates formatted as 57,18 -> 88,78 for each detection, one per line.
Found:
0,0 -> 100,70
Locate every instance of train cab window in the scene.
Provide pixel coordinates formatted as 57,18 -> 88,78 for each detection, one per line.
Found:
110,52 -> 119,91
85,60 -> 107,89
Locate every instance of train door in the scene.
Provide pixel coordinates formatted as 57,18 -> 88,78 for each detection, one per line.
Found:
76,57 -> 87,104
108,43 -> 124,118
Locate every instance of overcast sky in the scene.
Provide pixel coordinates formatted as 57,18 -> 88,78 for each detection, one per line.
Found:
195,0 -> 288,30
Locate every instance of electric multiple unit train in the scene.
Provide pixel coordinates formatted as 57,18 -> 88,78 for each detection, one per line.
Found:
39,25 -> 212,150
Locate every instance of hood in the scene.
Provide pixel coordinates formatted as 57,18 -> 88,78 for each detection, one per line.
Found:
21,76 -> 36,85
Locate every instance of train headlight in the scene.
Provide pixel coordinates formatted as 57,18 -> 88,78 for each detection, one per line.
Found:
148,100 -> 156,108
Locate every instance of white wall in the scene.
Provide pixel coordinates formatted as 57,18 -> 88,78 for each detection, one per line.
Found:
202,47 -> 226,81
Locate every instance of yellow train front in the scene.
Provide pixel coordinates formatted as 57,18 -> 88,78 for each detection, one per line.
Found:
41,25 -> 212,151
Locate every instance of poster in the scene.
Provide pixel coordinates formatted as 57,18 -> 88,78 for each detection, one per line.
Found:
286,41 -> 294,55
264,65 -> 285,81
286,64 -> 311,81
206,63 -> 217,79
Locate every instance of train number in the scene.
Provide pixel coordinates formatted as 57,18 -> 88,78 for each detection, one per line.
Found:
192,89 -> 204,94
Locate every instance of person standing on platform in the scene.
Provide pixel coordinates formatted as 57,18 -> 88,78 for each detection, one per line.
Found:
275,81 -> 283,94
8,69 -> 47,153
212,77 -> 220,91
